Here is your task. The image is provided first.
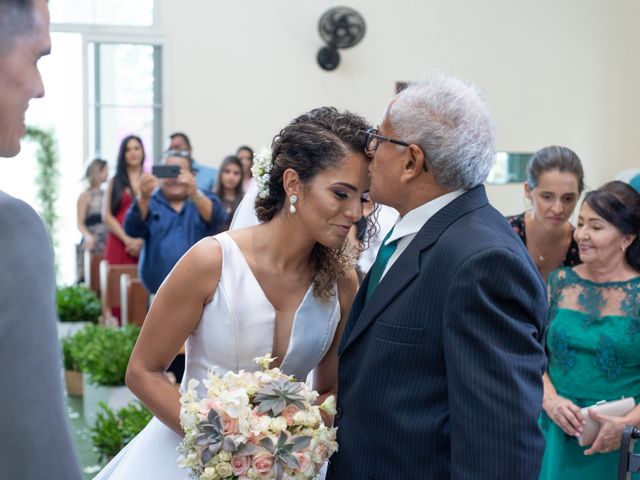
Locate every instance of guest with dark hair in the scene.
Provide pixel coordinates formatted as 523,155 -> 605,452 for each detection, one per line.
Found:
103,135 -> 145,266
215,155 -> 244,231
236,145 -> 254,192
169,131 -> 218,191
76,158 -> 108,281
507,145 -> 585,279
540,180 -> 640,479
0,0 -> 82,477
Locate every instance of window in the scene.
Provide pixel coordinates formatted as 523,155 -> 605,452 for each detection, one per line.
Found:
87,42 -> 162,170
50,0 -> 154,27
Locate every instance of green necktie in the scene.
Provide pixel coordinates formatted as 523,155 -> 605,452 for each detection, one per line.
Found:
366,228 -> 398,300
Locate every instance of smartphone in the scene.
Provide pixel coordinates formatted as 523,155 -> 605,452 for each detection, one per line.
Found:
152,165 -> 180,178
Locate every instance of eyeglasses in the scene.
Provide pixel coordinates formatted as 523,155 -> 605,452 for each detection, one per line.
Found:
363,127 -> 411,155
163,149 -> 191,160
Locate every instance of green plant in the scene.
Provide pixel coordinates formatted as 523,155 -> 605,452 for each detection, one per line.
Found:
24,126 -> 60,255
60,324 -> 96,371
79,324 -> 141,386
56,284 -> 101,323
90,401 -> 152,462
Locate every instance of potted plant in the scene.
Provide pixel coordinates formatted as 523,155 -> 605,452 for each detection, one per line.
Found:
90,401 -> 152,462
80,324 -> 140,426
60,325 -> 94,397
56,284 -> 101,338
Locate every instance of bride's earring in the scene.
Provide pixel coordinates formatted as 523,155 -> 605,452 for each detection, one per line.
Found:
289,195 -> 298,214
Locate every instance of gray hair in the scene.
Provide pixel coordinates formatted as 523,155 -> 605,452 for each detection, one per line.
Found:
389,74 -> 496,190
0,0 -> 37,54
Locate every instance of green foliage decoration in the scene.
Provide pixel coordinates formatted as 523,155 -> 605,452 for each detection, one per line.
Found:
23,126 -> 60,248
60,325 -> 96,371
90,401 -> 152,462
56,284 -> 101,323
78,324 -> 141,386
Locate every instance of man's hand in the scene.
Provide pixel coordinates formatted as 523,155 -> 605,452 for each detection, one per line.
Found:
179,169 -> 198,199
139,173 -> 159,201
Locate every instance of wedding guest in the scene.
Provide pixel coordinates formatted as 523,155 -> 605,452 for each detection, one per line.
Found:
76,158 -> 108,281
103,135 -> 145,266
540,181 -> 640,479
507,146 -> 584,280
236,145 -> 254,192
214,155 -> 244,231
0,0 -> 82,478
169,131 -> 218,191
124,149 -> 227,294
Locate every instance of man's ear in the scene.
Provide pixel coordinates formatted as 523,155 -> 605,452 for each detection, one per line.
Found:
282,168 -> 301,196
400,144 -> 427,183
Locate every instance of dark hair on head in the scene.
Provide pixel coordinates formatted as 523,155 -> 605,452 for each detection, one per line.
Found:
111,135 -> 145,216
169,132 -> 191,150
527,146 -> 585,193
236,145 -> 254,157
0,0 -> 36,54
215,155 -> 244,200
84,158 -> 107,184
163,148 -> 193,170
255,106 -> 372,301
583,181 -> 640,271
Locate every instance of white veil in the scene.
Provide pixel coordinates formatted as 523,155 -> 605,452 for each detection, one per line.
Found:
229,179 -> 261,230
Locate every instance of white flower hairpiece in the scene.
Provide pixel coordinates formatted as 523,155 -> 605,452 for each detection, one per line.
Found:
251,146 -> 273,199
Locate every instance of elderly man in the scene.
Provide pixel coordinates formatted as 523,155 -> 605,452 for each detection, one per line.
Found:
124,149 -> 227,294
329,75 -> 547,479
0,0 -> 82,478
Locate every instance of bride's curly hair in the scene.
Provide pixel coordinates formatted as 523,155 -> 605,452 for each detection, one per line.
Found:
255,107 -> 373,301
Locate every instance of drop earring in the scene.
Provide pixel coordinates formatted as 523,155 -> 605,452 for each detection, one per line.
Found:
289,194 -> 298,214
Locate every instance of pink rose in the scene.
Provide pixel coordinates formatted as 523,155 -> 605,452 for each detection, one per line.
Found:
294,451 -> 311,471
222,415 -> 239,434
230,455 -> 250,476
252,451 -> 274,475
199,398 -> 222,417
281,404 -> 300,424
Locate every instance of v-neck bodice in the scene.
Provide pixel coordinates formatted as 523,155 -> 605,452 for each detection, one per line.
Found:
181,232 -> 341,395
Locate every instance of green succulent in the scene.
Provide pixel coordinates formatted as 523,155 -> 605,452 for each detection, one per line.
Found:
253,378 -> 306,416
195,409 -> 256,464
261,431 -> 311,480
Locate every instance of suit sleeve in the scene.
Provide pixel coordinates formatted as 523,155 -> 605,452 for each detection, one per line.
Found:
124,199 -> 150,238
0,196 -> 82,479
443,247 -> 547,480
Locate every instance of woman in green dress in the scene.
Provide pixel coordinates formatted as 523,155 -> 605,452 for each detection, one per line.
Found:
540,181 -> 640,479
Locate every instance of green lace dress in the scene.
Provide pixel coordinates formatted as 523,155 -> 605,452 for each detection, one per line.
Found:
539,267 -> 640,480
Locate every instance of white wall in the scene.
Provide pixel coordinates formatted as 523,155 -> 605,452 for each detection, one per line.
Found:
158,0 -> 639,215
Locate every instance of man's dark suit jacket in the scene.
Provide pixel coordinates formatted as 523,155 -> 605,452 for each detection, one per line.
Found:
328,185 -> 548,480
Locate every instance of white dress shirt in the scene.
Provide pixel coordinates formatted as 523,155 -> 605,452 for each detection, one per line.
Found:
380,190 -> 466,280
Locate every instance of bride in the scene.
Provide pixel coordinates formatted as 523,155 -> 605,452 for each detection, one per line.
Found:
95,107 -> 372,479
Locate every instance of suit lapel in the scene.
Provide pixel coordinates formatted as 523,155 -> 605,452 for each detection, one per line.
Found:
339,185 -> 489,354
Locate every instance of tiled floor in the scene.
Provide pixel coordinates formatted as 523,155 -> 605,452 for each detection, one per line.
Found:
66,395 -> 105,479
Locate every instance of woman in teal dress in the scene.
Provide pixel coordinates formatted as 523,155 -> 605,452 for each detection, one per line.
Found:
540,181 -> 640,479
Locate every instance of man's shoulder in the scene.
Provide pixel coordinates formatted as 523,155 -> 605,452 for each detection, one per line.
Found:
0,191 -> 46,237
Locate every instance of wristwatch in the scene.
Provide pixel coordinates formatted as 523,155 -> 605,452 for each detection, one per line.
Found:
192,189 -> 205,201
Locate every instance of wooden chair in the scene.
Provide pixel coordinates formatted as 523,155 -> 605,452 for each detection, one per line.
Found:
99,260 -> 138,325
83,250 -> 102,295
120,273 -> 149,327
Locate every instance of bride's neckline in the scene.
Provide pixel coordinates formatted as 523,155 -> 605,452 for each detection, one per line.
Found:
223,233 -> 314,370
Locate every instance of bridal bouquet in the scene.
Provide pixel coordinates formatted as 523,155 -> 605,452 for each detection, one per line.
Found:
177,354 -> 338,480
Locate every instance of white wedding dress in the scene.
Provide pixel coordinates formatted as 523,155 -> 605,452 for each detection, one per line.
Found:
95,231 -> 341,479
